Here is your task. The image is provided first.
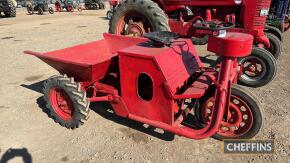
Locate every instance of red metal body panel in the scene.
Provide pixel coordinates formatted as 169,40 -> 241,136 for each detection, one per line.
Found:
207,32 -> 254,57
24,34 -> 147,82
117,38 -> 203,125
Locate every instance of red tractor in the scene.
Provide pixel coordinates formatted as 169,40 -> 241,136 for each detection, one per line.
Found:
109,0 -> 279,88
25,22 -> 263,140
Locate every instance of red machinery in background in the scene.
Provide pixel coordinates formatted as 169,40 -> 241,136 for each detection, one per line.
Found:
106,0 -> 119,19
109,0 -> 278,88
25,22 -> 263,140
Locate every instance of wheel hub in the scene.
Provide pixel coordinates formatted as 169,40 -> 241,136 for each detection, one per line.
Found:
201,96 -> 254,137
247,64 -> 256,73
240,56 -> 266,81
50,87 -> 73,121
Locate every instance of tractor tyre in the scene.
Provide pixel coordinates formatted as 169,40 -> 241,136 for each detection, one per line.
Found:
266,33 -> 282,59
109,0 -> 170,37
48,7 -> 54,14
43,74 -> 90,129
99,2 -> 105,9
265,25 -> 283,41
27,5 -> 34,15
92,4 -> 98,9
106,10 -> 113,20
38,7 -> 44,15
66,5 -> 74,12
238,47 -> 277,87
195,85 -> 263,140
4,0 -> 16,17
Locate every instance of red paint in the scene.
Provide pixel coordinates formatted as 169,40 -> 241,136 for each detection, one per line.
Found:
49,87 -> 74,121
207,32 -> 254,57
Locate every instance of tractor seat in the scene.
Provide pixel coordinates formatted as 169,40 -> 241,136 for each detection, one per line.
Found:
207,32 -> 254,57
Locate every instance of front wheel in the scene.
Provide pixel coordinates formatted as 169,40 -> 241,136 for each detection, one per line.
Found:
38,7 -> 44,15
43,74 -> 90,129
66,5 -> 74,12
4,0 -> 16,17
266,33 -> 282,59
98,2 -> 105,9
106,10 -> 113,20
27,5 -> 34,14
48,7 -> 54,14
195,85 -> 263,140
238,47 -> 277,87
265,25 -> 282,41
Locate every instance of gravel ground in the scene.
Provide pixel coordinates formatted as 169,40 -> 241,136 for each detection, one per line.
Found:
0,7 -> 290,163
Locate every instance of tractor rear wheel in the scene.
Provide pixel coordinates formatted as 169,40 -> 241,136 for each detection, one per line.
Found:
109,0 -> 170,37
66,5 -> 74,12
266,33 -> 282,59
43,74 -> 90,129
27,5 -> 34,15
195,85 -> 262,140
48,7 -> 54,14
38,7 -> 44,15
4,0 -> 16,17
99,2 -> 105,9
238,47 -> 277,87
106,10 -> 113,20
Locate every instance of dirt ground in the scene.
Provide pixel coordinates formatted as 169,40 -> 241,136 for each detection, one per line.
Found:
0,7 -> 290,163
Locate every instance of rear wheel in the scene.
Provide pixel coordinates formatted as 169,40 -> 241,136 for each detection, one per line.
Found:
48,7 -> 54,14
106,10 -> 113,20
99,2 -> 105,9
27,5 -> 34,14
195,85 -> 262,140
38,7 -> 44,15
66,5 -> 74,12
4,0 -> 16,17
238,47 -> 277,87
43,74 -> 90,129
109,0 -> 170,37
266,33 -> 282,59
55,2 -> 62,12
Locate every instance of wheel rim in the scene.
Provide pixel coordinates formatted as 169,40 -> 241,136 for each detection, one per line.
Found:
68,5 -> 73,12
55,3 -> 61,11
50,87 -> 74,121
115,13 -> 153,36
239,56 -> 267,82
200,95 -> 254,137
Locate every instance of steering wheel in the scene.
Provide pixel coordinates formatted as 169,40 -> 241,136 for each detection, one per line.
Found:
192,21 -> 235,31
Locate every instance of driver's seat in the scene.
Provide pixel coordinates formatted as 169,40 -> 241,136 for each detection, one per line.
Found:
207,32 -> 254,57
